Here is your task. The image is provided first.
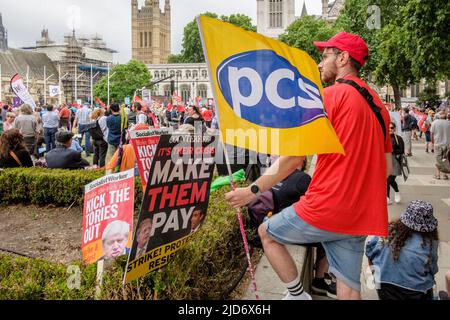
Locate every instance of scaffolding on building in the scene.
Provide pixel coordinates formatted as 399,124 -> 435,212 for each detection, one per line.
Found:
58,30 -> 115,104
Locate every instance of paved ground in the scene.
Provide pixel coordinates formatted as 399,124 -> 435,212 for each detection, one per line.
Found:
243,139 -> 450,300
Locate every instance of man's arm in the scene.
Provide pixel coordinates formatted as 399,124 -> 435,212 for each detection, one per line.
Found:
225,156 -> 305,209
73,114 -> 79,130
386,153 -> 393,178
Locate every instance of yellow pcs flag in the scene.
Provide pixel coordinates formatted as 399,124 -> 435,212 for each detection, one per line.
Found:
197,16 -> 344,156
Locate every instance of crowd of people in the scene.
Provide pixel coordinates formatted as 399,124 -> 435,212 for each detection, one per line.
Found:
384,105 -> 450,206
0,99 -> 217,172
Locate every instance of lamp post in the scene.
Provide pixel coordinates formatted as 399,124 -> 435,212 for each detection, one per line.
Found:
58,65 -> 69,106
43,65 -> 54,106
74,66 -> 85,103
90,64 -> 100,107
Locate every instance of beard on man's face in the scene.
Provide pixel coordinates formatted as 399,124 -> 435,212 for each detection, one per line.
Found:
320,67 -> 337,84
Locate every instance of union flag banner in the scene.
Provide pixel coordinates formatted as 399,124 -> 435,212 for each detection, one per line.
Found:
197,16 -> 344,156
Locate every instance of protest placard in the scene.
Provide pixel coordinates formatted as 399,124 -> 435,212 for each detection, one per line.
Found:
129,128 -> 172,190
82,169 -> 135,264
124,133 -> 218,283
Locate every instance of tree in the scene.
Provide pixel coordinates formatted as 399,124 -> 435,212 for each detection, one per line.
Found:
334,0 -> 379,79
180,12 -> 218,63
180,12 -> 257,63
417,87 -> 441,109
220,14 -> 256,32
167,54 -> 184,63
336,0 -> 417,108
279,16 -> 340,64
93,60 -> 151,104
373,24 -> 416,108
402,0 -> 450,82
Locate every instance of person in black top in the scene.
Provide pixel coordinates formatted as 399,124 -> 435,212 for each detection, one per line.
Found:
184,105 -> 204,127
45,129 -> 89,170
128,104 -> 137,126
388,122 -> 405,205
0,129 -> 34,168
247,157 -> 311,227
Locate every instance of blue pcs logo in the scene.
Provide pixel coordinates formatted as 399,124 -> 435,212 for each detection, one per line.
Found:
217,50 -> 325,129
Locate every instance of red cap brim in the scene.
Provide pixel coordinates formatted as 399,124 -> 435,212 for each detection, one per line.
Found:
313,41 -> 330,51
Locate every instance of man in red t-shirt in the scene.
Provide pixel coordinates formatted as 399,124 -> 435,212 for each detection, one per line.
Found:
59,104 -> 71,129
226,32 -> 393,300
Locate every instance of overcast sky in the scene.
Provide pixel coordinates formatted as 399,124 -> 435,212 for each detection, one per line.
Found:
0,0 -> 322,63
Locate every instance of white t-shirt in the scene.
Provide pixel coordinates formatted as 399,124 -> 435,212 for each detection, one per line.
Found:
430,119 -> 450,147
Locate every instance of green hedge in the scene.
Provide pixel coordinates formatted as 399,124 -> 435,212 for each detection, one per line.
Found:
0,168 -> 143,209
0,185 -> 256,300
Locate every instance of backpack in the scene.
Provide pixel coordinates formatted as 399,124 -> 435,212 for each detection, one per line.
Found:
87,120 -> 104,141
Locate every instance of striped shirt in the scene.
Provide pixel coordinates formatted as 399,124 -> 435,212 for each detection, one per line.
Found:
76,106 -> 92,125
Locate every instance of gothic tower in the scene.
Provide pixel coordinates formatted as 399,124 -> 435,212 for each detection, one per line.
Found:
0,13 -> 8,52
131,0 -> 171,64
256,0 -> 295,39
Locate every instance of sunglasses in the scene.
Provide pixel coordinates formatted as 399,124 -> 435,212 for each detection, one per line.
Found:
390,127 -> 395,129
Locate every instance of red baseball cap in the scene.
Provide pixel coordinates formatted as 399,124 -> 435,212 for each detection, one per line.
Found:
313,32 -> 369,66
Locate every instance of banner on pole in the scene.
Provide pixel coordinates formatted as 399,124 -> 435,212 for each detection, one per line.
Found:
129,128 -> 172,190
82,169 -> 135,264
124,133 -> 218,283
49,85 -> 60,97
10,74 -> 37,110
197,16 -> 344,156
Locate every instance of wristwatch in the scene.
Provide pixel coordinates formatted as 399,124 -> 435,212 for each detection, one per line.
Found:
250,183 -> 262,197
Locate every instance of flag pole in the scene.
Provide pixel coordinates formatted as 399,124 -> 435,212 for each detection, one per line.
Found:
197,16 -> 259,300
58,64 -> 62,106
44,65 -> 46,106
107,63 -> 110,107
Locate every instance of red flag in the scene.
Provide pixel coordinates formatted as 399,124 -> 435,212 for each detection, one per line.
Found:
149,112 -> 160,129
133,96 -> 149,109
95,97 -> 105,107
172,91 -> 182,103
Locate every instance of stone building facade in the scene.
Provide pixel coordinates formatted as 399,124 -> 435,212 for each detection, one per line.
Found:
147,63 -> 212,104
132,0 -> 171,64
256,0 -> 345,38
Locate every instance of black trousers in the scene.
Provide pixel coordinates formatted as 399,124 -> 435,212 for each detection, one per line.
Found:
387,175 -> 399,197
93,139 -> 108,167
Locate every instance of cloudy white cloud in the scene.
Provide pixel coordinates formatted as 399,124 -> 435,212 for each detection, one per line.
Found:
0,0 -> 321,63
